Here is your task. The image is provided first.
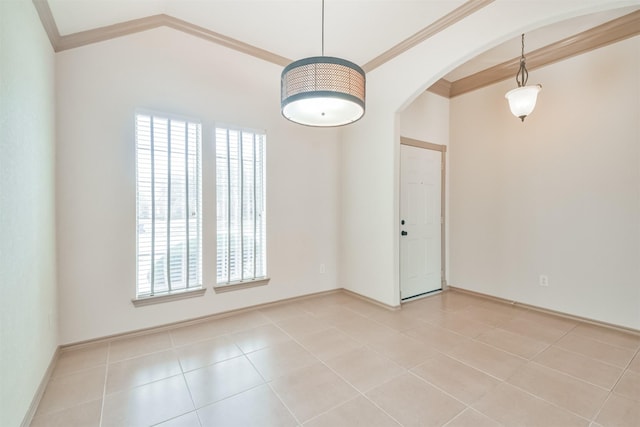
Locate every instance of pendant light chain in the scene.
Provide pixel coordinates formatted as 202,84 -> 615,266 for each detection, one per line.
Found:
505,32 -> 541,122
516,33 -> 529,88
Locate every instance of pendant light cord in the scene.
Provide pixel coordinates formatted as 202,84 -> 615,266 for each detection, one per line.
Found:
321,0 -> 325,56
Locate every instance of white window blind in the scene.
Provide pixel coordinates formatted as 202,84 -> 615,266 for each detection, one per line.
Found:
216,127 -> 266,284
136,113 -> 202,298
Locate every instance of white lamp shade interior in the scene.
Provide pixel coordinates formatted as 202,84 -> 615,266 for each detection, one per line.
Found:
505,84 -> 542,120
282,96 -> 364,127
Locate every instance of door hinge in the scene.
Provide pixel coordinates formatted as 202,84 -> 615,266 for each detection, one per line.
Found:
440,217 -> 444,224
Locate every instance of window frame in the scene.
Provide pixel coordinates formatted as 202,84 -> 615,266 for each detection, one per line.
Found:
133,110 -> 204,305
214,124 -> 268,291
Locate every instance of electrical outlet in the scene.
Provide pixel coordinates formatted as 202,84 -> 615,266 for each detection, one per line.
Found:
539,275 -> 549,287
320,264 -> 326,274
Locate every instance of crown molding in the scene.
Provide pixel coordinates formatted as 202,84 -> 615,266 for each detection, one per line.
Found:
32,0 -> 638,92
33,0 -> 491,72
32,0 -> 290,66
427,79 -> 453,98
362,0 -> 495,73
432,9 -> 640,98
32,0 -> 60,49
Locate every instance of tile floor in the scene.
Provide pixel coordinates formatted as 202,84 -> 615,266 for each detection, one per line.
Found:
31,290 -> 640,426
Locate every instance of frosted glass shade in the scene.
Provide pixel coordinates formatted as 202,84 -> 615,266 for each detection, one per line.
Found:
505,84 -> 542,121
281,56 -> 365,127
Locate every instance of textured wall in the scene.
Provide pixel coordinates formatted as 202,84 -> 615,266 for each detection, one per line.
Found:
0,1 -> 58,425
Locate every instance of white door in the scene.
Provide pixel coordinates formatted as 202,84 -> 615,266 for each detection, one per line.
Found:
400,144 -> 442,300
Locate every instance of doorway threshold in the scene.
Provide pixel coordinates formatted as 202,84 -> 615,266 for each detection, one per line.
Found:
401,288 -> 443,303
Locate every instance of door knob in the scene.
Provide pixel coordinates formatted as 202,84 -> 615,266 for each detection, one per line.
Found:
401,231 -> 408,236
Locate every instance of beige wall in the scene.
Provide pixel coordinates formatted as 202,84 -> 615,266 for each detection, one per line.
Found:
450,36 -> 640,329
0,1 -> 58,425
338,0 -> 632,307
55,28 -> 341,344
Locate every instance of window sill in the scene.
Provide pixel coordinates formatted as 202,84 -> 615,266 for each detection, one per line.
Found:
132,287 -> 206,307
213,277 -> 270,293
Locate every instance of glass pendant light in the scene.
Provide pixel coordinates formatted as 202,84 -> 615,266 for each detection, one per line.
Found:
505,34 -> 541,122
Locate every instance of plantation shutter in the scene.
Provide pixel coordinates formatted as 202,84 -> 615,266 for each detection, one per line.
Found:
136,113 -> 202,297
216,127 -> 266,284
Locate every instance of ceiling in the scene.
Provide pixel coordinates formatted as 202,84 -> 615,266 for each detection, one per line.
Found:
46,1 -> 639,83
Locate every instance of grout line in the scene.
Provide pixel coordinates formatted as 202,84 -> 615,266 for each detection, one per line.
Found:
504,379 -> 599,423
98,341 -> 111,427
42,291 -> 638,426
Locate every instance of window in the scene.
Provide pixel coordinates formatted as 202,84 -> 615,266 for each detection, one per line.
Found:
135,113 -> 202,298
216,126 -> 266,285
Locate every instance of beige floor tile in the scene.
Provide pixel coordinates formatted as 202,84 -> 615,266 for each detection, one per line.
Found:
325,347 -> 406,392
246,340 -> 317,381
294,327 -> 363,361
318,307 -> 369,327
30,399 -> 102,427
333,316 -> 400,344
399,301 -> 448,323
459,305 -> 515,327
427,311 -> 495,338
534,346 -> 624,390
258,303 -> 307,322
444,408 -> 501,427
447,340 -> 526,380
270,362 -> 358,423
404,324 -> 471,353
184,356 -> 264,408
614,371 -> 640,402
514,309 -> 578,333
476,328 -> 549,359
231,324 -> 291,353
276,314 -> 331,338
174,335 -> 243,372
36,366 -> 106,415
197,384 -> 297,427
217,311 -> 271,334
155,411 -> 201,427
109,331 -> 173,362
507,362 -> 609,419
105,349 -> 182,394
434,293 -> 479,312
368,333 -> 437,368
571,323 -> 640,350
101,375 -> 194,427
411,353 -> 500,405
366,373 -> 465,427
555,333 -> 636,368
595,393 -> 640,427
170,320 -> 235,347
297,300 -> 346,317
628,352 -> 640,374
499,317 -> 570,343
52,344 -> 108,378
368,309 -> 428,332
304,396 -> 400,427
340,298 -> 392,318
472,382 -> 589,427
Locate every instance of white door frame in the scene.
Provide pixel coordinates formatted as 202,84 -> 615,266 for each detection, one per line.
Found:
400,136 -> 447,299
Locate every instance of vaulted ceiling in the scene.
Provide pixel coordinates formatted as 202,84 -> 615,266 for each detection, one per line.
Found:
37,0 -> 640,97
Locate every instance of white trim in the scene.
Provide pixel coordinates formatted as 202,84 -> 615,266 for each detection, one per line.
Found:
20,347 -> 60,427
213,277 -> 270,293
132,287 -> 206,307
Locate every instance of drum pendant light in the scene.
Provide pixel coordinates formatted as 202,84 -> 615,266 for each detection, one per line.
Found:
505,34 -> 542,122
281,0 -> 366,127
